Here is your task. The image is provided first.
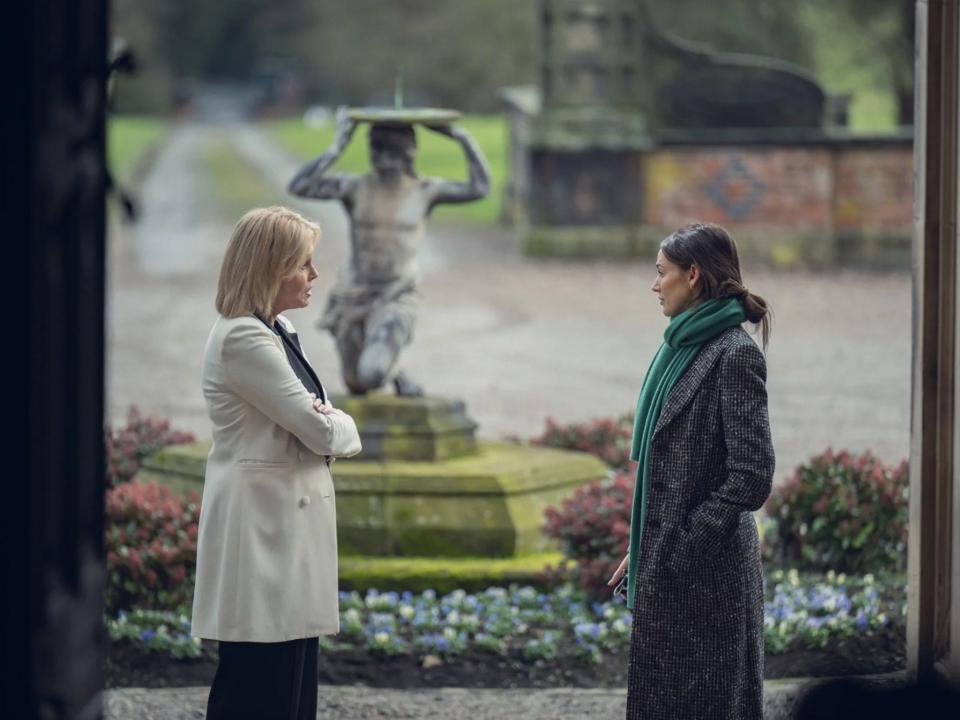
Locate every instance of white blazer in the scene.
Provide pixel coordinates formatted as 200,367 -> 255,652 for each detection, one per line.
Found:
190,314 -> 361,642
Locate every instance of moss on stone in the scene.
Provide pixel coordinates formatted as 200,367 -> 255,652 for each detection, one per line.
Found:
334,394 -> 465,422
835,230 -> 911,270
336,442 -> 606,494
142,440 -> 608,558
527,221 -> 909,267
334,442 -> 606,557
334,394 -> 479,461
338,552 -> 569,594
142,442 -> 209,475
136,467 -> 203,497
138,442 -> 209,496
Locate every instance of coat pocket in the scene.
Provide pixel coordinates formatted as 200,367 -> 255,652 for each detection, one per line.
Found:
663,524 -> 700,579
234,464 -> 298,549
237,458 -> 291,468
318,467 -> 334,499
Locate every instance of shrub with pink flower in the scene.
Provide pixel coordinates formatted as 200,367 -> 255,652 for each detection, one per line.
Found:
105,406 -> 196,487
761,449 -> 908,573
543,470 -> 635,598
105,480 -> 201,615
532,414 -> 634,471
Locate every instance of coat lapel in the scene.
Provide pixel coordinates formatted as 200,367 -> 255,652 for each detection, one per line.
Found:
255,313 -> 328,403
652,332 -> 730,438
275,324 -> 327,404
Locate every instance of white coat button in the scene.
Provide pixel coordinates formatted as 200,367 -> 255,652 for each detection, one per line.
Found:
298,495 -> 311,508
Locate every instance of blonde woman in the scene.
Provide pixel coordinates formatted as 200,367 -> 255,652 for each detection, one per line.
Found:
191,206 -> 362,720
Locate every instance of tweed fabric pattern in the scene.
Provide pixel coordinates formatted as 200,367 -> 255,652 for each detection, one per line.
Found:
625,326 -> 774,720
627,297 -> 746,609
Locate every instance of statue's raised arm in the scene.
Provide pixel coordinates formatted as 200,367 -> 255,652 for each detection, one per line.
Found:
287,108 -> 491,398
423,125 -> 491,210
287,106 -> 360,202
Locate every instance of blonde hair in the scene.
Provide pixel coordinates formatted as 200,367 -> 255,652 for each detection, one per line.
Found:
216,206 -> 320,319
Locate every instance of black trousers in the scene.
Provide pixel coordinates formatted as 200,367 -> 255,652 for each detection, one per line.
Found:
206,637 -> 319,720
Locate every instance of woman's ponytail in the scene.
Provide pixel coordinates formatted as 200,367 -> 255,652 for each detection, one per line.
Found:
741,291 -> 771,351
664,226 -> 773,351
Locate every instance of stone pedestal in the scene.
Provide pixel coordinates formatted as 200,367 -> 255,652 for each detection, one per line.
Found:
333,440 -> 606,557
142,395 -> 608,590
524,0 -> 650,257
333,394 -> 477,461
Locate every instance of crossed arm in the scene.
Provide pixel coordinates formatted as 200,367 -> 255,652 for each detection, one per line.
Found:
222,323 -> 362,458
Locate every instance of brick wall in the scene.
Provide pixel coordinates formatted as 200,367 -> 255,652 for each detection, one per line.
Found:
515,132 -> 914,265
643,143 -> 912,239
833,147 -> 913,233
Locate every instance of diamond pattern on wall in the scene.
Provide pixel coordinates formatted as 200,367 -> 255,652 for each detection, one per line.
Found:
703,158 -> 767,221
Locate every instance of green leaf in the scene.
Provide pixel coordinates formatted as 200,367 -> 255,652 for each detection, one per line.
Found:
851,522 -> 875,549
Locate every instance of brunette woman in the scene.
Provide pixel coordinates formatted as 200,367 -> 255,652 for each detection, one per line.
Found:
608,223 -> 775,719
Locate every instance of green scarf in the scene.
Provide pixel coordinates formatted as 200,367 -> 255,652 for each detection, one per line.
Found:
626,297 -> 746,609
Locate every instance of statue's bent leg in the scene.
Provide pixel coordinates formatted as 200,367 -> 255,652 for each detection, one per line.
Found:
334,321 -> 368,395
357,302 -> 417,393
356,321 -> 403,390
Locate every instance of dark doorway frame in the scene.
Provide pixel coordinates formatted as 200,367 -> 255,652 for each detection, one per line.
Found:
908,0 -> 959,687
3,0 -> 109,718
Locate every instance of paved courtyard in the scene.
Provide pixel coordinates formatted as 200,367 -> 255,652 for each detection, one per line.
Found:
104,676 -> 845,719
107,121 -> 911,481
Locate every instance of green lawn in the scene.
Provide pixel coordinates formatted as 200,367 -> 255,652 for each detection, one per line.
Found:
205,139 -> 288,223
798,5 -> 900,132
266,115 -> 507,225
108,116 -> 170,184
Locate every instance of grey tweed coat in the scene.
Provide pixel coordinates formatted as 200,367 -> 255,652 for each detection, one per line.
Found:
626,325 -> 775,720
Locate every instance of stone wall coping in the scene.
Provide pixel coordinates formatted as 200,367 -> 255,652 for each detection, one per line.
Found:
639,127 -> 912,149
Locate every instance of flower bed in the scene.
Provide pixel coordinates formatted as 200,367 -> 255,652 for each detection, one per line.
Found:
763,569 -> 904,654
333,585 -> 632,666
107,571 -> 905,678
107,609 -> 201,659
103,411 -> 909,687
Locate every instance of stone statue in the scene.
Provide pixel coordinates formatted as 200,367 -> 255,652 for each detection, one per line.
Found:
288,107 -> 491,396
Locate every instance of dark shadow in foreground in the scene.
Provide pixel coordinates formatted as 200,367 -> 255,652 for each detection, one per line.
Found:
796,678 -> 960,719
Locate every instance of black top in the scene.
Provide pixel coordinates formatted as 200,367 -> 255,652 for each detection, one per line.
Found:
256,315 -> 326,403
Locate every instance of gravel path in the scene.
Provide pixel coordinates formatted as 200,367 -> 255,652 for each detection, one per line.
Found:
103,686 -> 629,720
108,120 -> 911,478
103,673 -> 914,720
104,679 -> 824,720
